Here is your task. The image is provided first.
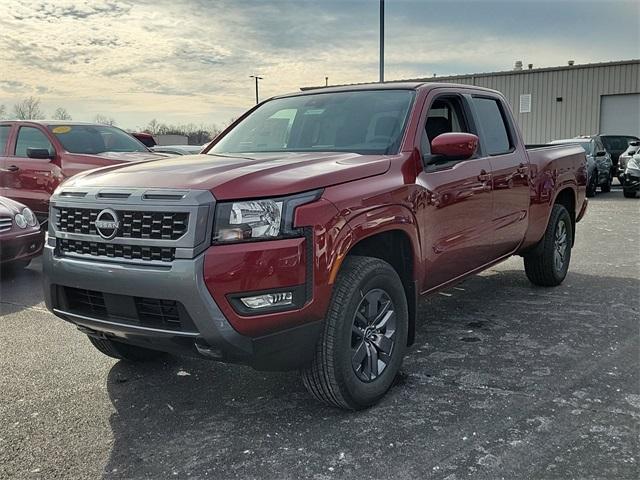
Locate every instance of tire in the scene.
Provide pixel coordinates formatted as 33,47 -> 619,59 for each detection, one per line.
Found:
600,174 -> 612,193
524,204 -> 572,287
87,335 -> 165,362
301,256 -> 408,410
623,189 -> 637,198
1,258 -> 31,275
586,171 -> 597,197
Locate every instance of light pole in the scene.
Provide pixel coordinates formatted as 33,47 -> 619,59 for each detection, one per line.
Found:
379,0 -> 384,83
325,76 -> 329,87
249,75 -> 263,104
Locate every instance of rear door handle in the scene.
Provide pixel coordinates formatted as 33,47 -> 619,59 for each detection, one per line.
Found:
4,165 -> 19,172
478,170 -> 491,182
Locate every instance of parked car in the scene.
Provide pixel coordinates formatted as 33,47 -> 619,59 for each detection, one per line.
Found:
618,141 -> 640,181
0,196 -> 44,271
151,145 -> 204,156
43,83 -> 587,409
600,134 -> 640,181
130,132 -> 156,147
622,152 -> 640,198
549,137 -> 611,196
0,121 -> 164,223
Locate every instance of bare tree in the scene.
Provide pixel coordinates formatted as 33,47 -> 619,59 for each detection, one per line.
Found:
0,104 -> 6,120
52,107 -> 72,121
145,119 -> 160,135
12,96 -> 45,120
93,114 -> 117,126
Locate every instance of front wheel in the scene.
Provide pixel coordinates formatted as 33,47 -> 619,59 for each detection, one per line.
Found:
623,189 -> 637,198
301,256 -> 408,410
524,204 -> 573,287
600,174 -> 612,193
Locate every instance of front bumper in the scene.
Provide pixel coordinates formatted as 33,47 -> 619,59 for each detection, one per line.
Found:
43,245 -> 322,371
623,173 -> 640,193
0,229 -> 44,265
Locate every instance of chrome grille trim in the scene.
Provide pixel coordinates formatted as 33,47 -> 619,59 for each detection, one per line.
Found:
0,217 -> 12,233
49,187 -> 215,263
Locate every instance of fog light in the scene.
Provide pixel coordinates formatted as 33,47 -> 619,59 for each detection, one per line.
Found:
240,292 -> 293,309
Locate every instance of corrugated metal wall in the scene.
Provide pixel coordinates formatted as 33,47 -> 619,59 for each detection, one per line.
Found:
425,61 -> 640,143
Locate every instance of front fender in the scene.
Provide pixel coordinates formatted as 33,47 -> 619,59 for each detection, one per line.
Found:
328,203 -> 422,285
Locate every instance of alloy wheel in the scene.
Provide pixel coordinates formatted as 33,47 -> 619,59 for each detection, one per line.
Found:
553,220 -> 568,273
350,289 -> 397,382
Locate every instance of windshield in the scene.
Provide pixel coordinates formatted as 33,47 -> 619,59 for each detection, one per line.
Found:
48,124 -> 148,154
209,90 -> 415,155
602,135 -> 639,151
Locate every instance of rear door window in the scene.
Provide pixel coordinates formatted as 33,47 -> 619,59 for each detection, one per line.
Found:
14,127 -> 54,157
471,97 -> 512,155
0,125 -> 10,154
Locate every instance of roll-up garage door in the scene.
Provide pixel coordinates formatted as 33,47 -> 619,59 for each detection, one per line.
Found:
599,94 -> 640,136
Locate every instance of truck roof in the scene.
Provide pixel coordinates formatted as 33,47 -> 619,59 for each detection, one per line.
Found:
286,81 -> 501,99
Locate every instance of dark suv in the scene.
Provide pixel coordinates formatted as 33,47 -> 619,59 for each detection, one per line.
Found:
600,134 -> 640,182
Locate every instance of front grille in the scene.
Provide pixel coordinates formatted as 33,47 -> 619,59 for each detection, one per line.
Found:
63,287 -> 196,332
58,238 -> 175,262
55,207 -> 189,240
65,288 -> 107,317
135,298 -> 181,329
0,216 -> 12,233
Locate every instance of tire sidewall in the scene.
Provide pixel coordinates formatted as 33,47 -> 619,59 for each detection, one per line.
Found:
334,263 -> 408,408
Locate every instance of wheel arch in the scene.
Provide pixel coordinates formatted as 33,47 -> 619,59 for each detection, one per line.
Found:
331,205 -> 422,346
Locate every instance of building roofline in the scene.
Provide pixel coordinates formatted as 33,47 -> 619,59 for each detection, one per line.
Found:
301,59 -> 640,91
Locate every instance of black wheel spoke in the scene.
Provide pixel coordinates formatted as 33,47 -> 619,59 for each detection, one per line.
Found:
371,333 -> 394,355
352,342 -> 367,371
367,342 -> 379,378
365,290 -> 384,320
352,324 -> 364,338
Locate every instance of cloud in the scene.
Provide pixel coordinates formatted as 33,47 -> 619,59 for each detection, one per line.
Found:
0,0 -> 637,128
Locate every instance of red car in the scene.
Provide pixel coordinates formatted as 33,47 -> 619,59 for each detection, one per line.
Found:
0,121 -> 163,223
43,83 -> 587,409
0,196 -> 44,270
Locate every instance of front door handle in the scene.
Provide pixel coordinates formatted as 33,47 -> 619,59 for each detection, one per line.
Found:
4,165 -> 19,172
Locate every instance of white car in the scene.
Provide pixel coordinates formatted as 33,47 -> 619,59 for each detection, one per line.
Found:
618,141 -> 640,182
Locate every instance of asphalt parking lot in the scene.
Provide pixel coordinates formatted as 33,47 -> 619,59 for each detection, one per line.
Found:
1,186 -> 638,480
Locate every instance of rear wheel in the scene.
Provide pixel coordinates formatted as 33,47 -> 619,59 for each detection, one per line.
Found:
524,204 -> 572,287
623,189 -> 637,198
301,256 -> 408,410
600,174 -> 612,193
87,336 -> 165,362
586,171 -> 597,197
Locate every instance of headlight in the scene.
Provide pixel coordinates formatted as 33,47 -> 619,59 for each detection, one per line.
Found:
22,208 -> 38,227
213,190 -> 321,243
14,214 -> 27,229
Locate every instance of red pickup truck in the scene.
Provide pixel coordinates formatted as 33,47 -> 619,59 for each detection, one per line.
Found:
43,83 -> 587,409
0,121 -> 162,223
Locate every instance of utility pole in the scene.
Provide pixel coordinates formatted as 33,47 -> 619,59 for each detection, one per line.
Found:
379,0 -> 384,83
325,76 -> 329,87
249,75 -> 263,104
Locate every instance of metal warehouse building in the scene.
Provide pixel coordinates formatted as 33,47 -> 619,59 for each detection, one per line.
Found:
305,59 -> 640,144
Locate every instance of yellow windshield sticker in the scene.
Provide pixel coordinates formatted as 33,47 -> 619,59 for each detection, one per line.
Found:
52,126 -> 71,134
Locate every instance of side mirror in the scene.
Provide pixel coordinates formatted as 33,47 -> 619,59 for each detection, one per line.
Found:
430,132 -> 479,160
26,148 -> 53,160
595,150 -> 607,157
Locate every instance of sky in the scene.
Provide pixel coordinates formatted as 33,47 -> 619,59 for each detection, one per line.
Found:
0,0 -> 638,130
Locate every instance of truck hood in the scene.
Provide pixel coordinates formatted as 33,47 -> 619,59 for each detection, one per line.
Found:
61,152 -> 392,199
68,151 -> 165,163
